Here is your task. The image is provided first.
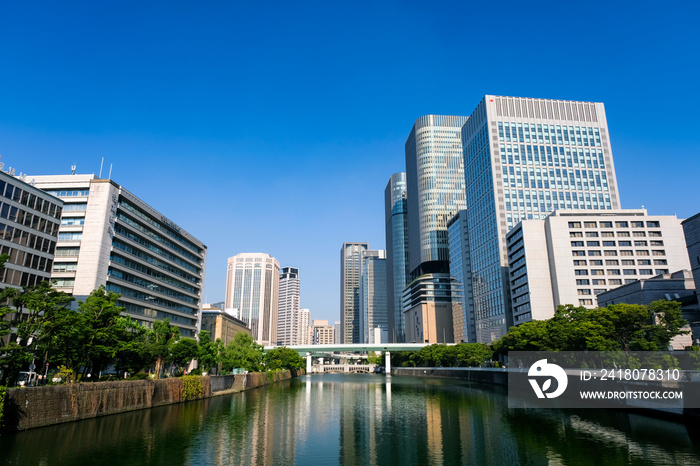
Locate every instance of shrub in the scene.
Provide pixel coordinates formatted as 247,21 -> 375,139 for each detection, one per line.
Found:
182,375 -> 203,400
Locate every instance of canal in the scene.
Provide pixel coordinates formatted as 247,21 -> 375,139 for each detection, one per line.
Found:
1,374 -> 699,465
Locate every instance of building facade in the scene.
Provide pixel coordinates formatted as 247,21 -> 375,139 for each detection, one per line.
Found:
404,115 -> 468,344
31,174 -> 206,337
384,172 -> 409,343
340,242 -> 368,343
0,171 -> 62,289
298,308 -> 310,345
277,266 -> 300,346
310,319 -> 335,345
200,304 -> 251,347
506,210 -> 690,324
359,249 -> 387,344
682,212 -> 700,293
447,210 -> 475,343
224,253 -> 280,345
461,95 -> 622,342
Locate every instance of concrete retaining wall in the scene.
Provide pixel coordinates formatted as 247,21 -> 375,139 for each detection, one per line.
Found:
3,369 -> 304,432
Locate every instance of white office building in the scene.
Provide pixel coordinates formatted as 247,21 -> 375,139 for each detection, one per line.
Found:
225,253 -> 280,345
277,266 -> 300,346
359,249 -> 387,344
506,209 -> 690,324
31,174 -> 206,337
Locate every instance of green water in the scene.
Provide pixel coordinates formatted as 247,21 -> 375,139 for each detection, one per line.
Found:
1,374 -> 699,465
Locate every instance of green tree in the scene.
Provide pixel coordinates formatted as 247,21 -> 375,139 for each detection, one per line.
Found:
170,338 -> 199,373
147,318 -> 180,377
221,332 -> 263,372
263,347 -> 304,370
197,331 -> 220,373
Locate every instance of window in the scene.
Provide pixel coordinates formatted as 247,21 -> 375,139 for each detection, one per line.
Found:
601,232 -> 614,237
590,260 -> 603,265
618,232 -> 630,237
649,231 -> 662,237
604,250 -> 617,256
594,289 -> 607,295
640,269 -> 653,275
575,270 -> 589,275
607,269 -> 621,275
647,221 -> 660,227
620,250 -> 633,256
634,241 -> 647,246
591,269 -> 604,275
600,221 -> 613,228
605,260 -> 619,266
588,250 -> 601,256
578,289 -> 591,295
587,241 -> 600,247
573,251 -> 586,256
584,222 -> 597,228
652,250 -> 666,256
623,269 -> 637,275
58,232 -> 83,241
632,221 -> 644,228
579,299 -> 593,305
568,222 -> 581,228
570,232 -> 583,237
637,250 -> 650,256
619,241 -> 632,246
609,279 -> 622,285
576,279 -> 590,285
571,241 -> 584,247
615,221 -> 628,228
650,241 -> 664,246
633,231 -> 646,237
655,269 -> 669,275
603,241 -> 616,246
621,260 -> 635,266
592,279 -> 606,285
586,232 -> 599,237
653,259 -> 667,265
573,260 -> 587,266
638,259 -> 651,265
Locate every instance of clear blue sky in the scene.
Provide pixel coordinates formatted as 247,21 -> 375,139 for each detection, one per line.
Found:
2,1 -> 699,323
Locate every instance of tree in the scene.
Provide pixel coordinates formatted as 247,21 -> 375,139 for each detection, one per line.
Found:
263,347 -> 304,370
170,338 -> 199,373
221,332 -> 263,372
197,331 -> 221,373
147,318 -> 180,377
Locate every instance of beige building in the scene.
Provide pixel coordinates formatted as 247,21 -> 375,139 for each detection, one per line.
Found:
200,304 -> 251,346
310,319 -> 335,345
30,174 -> 207,337
225,253 -> 280,346
507,209 -> 691,324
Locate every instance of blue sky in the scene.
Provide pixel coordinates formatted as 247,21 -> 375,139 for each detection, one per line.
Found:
2,1 -> 699,323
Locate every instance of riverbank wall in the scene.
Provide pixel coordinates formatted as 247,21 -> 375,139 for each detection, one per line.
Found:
392,367 -> 700,422
1,369 -> 304,433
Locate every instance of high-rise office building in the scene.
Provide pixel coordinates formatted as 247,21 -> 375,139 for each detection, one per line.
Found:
31,174 -> 207,337
298,308 -> 310,345
404,115 -> 468,343
225,253 -> 280,345
0,170 -> 62,290
359,249 -> 387,344
277,266 -> 300,346
384,172 -> 409,342
447,210 -> 475,343
461,95 -> 621,342
340,242 -> 368,343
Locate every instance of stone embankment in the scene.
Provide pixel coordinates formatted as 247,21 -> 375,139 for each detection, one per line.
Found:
2,369 -> 304,432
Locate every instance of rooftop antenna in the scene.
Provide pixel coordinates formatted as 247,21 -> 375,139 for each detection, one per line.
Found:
71,165 -> 76,175
108,164 -> 113,179
99,157 -> 104,178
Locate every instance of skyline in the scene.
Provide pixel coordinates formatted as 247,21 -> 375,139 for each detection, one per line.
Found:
3,2 -> 699,323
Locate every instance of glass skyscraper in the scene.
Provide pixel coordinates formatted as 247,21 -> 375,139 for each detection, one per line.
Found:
384,172 -> 409,342
340,242 -> 368,343
404,115 -> 468,343
277,266 -> 300,346
461,95 -> 621,342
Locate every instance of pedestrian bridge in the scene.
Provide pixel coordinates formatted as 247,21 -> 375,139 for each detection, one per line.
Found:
312,363 -> 376,374
264,343 -> 430,375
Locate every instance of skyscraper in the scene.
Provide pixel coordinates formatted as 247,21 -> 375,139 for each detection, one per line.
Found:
461,95 -> 621,342
340,242 -> 368,343
225,253 -> 280,345
31,174 -> 207,337
277,266 -> 300,346
384,172 -> 409,342
359,249 -> 387,344
298,308 -> 310,345
404,115 -> 468,343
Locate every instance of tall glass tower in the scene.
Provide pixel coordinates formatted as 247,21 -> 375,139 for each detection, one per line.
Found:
384,172 -> 409,342
277,266 -> 300,346
340,242 -> 368,343
461,95 -> 621,342
404,115 -> 468,343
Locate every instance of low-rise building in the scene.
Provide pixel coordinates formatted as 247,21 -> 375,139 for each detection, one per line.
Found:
200,304 -> 251,346
310,319 -> 335,345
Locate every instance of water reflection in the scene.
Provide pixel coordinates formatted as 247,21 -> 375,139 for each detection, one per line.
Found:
1,374 -> 699,465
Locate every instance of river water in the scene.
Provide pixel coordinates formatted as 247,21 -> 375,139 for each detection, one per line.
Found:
1,374 -> 699,465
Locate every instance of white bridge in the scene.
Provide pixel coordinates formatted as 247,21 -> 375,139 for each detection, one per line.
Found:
311,363 -> 377,374
264,343 -> 430,375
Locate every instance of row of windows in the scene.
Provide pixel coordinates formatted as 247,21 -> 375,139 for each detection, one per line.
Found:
112,239 -> 199,283
569,220 -> 660,228
110,253 -> 198,294
108,268 -> 197,304
572,250 -> 666,257
574,259 -> 667,266
497,122 -> 601,146
0,179 -> 62,218
571,240 -> 663,247
0,224 -> 56,253
2,268 -> 48,287
44,189 -> 89,197
570,231 -> 663,238
115,225 -> 200,274
499,144 -> 606,169
0,203 -> 60,236
574,269 -> 668,276
117,212 -> 202,264
106,284 -> 197,315
1,245 -> 53,273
